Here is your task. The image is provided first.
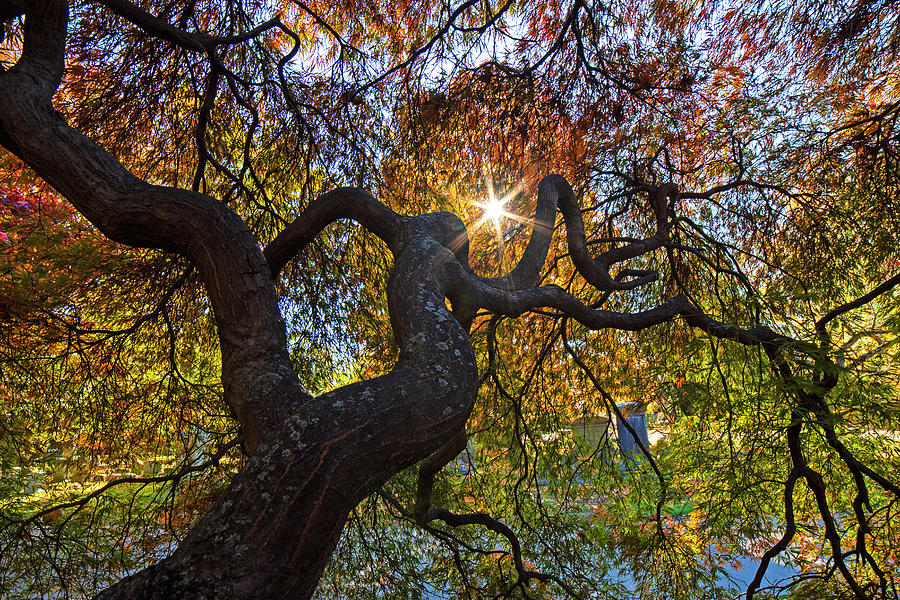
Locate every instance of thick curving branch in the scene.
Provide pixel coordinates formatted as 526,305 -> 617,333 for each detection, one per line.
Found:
473,175 -> 673,294
264,187 -> 404,278
95,0 -> 282,53
265,175 -> 676,308
448,260 -> 807,349
96,217 -> 480,599
553,175 -> 672,291
414,427 -> 468,524
0,0 -> 306,452
479,175 -> 560,290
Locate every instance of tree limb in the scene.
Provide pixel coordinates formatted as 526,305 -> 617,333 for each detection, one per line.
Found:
264,187 -> 403,278
0,0 -> 309,453
95,0 -> 282,53
816,272 -> 900,334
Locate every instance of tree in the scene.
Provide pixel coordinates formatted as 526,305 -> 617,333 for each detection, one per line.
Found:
1,0 -> 899,598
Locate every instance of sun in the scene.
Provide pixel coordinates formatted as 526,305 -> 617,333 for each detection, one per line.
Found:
473,194 -> 513,229
471,174 -> 524,232
468,172 -> 528,271
481,197 -> 507,224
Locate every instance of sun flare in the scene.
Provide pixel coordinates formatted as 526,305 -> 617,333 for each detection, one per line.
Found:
481,197 -> 507,223
471,181 -> 524,232
468,173 -> 527,271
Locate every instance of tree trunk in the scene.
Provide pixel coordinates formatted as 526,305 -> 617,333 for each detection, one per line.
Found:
0,2 -> 479,598
94,230 -> 479,599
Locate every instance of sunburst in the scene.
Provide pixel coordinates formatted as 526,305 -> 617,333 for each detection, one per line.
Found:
470,171 -> 526,269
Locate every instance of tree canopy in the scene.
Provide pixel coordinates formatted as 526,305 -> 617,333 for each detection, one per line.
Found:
1,0 -> 899,598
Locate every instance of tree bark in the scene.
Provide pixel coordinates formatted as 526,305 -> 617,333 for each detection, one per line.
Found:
92,221 -> 479,598
0,2 -> 827,598
0,2 -> 478,597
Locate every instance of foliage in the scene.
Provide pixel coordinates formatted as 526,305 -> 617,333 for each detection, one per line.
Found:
2,0 -> 900,598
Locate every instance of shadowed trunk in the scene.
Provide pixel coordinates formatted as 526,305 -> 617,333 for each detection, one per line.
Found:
5,1 -> 877,598
0,2 -> 478,597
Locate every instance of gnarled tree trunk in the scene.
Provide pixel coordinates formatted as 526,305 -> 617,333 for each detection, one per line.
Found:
2,2 -> 858,599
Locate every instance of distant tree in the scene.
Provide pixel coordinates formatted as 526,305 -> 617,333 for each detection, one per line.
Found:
1,0 -> 899,599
